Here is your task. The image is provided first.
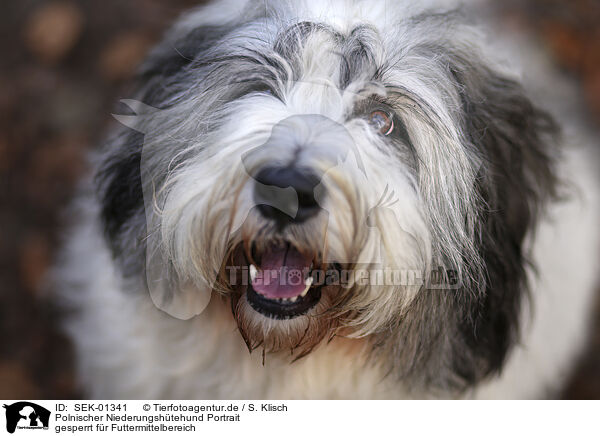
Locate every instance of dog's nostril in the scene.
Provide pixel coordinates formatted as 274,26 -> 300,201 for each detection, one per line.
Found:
253,166 -> 321,225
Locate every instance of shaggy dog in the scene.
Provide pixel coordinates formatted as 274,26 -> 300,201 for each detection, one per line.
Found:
55,0 -> 600,398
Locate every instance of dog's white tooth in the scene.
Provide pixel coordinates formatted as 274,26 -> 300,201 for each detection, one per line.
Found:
300,277 -> 313,297
250,264 -> 257,281
290,296 -> 298,302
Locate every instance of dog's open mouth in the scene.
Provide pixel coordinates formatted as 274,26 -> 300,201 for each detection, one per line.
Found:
245,242 -> 322,319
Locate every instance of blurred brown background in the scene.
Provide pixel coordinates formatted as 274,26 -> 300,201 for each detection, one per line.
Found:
0,0 -> 598,399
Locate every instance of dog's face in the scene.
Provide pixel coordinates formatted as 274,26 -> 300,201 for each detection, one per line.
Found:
100,1 -> 559,391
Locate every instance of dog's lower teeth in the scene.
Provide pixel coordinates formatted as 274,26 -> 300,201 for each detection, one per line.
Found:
269,296 -> 300,303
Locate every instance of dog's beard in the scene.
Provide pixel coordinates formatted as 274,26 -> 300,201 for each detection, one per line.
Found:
203,165 -> 425,358
215,193 -> 361,358
230,284 -> 338,360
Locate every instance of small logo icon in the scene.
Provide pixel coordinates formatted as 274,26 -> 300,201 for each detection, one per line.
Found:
3,402 -> 50,434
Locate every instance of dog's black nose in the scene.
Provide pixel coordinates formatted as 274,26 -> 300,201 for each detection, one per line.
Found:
253,166 -> 321,226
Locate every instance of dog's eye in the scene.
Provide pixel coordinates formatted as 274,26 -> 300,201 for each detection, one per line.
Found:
368,110 -> 394,136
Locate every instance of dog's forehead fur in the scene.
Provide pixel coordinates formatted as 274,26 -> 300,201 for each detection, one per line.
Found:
144,2 -> 487,110
94,0 -> 563,393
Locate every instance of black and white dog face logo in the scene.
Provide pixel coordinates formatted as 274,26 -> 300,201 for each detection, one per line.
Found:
3,402 -> 50,434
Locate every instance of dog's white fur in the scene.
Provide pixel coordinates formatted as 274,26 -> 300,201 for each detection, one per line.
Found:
55,0 -> 600,399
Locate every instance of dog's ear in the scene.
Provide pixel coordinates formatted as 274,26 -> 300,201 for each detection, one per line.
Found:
448,56 -> 560,385
98,29 -> 206,253
96,25 -> 235,316
394,56 -> 561,392
96,128 -> 145,275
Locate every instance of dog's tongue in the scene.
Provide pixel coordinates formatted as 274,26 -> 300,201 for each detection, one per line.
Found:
252,245 -> 312,299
